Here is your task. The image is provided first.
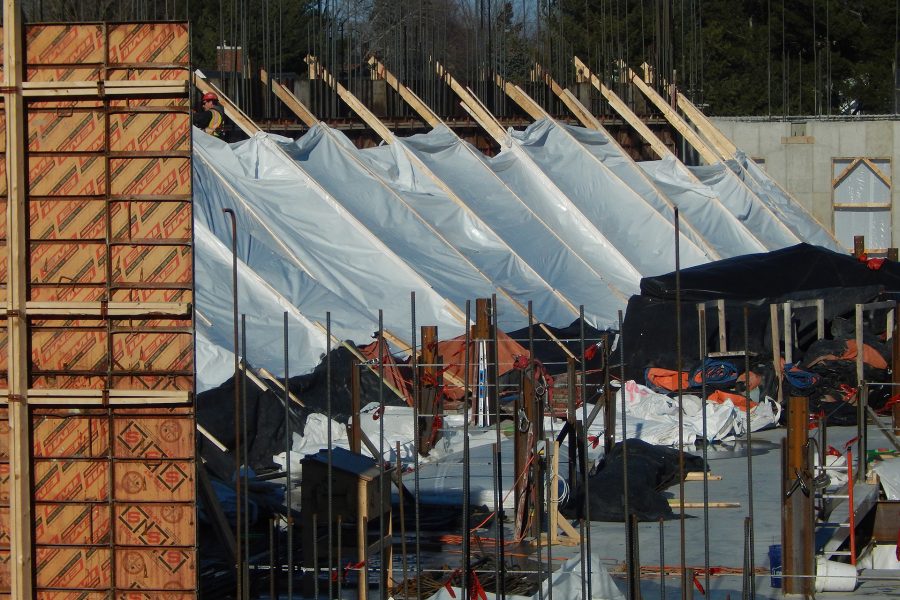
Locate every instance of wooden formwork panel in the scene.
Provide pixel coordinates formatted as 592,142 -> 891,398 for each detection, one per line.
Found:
0,20 -> 196,598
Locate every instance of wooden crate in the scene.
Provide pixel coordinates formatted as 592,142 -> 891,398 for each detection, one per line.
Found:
1,21 -> 196,597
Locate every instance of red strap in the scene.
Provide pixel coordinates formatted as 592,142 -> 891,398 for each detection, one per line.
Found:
693,571 -> 706,595
372,405 -> 385,420
470,569 -> 488,600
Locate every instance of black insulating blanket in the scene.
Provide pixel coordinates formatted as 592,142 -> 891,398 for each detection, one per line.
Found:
563,439 -> 706,522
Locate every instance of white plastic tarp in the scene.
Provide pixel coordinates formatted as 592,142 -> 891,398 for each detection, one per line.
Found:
509,118 -> 711,273
274,124 -> 579,328
735,151 -> 843,252
193,129 -> 465,344
396,125 -> 637,327
690,161 -> 801,250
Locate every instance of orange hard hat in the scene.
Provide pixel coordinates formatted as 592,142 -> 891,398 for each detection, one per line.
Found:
202,91 -> 218,102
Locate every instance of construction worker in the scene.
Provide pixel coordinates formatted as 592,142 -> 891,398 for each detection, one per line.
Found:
194,91 -> 226,138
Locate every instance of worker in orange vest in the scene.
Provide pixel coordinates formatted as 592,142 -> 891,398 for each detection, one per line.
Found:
193,91 -> 226,138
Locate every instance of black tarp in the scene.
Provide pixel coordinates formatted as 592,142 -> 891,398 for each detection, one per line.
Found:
622,244 -> 898,382
562,439 -> 706,522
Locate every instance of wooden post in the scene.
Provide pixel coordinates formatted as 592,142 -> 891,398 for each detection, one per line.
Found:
4,3 -> 34,598
888,248 -> 898,262
783,395 -> 814,597
853,235 -> 866,258
419,326 -> 441,454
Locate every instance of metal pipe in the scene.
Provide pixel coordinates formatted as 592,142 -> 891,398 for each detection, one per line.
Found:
659,518 -> 666,600
222,207 -> 243,600
312,512 -> 319,600
493,440 -> 503,598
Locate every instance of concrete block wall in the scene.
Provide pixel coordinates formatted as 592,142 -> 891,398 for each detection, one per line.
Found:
711,118 -> 900,252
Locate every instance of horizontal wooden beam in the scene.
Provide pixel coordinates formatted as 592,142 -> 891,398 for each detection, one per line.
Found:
0,389 -> 192,405
21,80 -> 188,97
21,301 -> 192,318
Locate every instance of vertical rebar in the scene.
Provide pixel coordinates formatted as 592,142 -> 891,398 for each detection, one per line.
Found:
326,313 -> 333,600
529,302 -> 543,600
396,440 -> 408,592
580,309 -> 593,599
659,517 -> 666,600
222,207 -> 242,600
411,292 -> 422,600
312,512 -> 319,600
674,207 -> 687,600
743,308 -> 756,599
463,299 -> 472,600
269,517 -> 276,600
617,310 -> 631,599
284,312 -> 294,600
698,307 -> 710,597
241,315 -> 250,599
492,295 -> 506,599
378,309 -> 386,599
337,515 -> 343,600
545,440 -> 554,600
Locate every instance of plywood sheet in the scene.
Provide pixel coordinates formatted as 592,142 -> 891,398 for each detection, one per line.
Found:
34,503 -> 110,545
35,546 -> 111,589
115,503 -> 194,547
114,548 -> 194,590
113,461 -> 194,503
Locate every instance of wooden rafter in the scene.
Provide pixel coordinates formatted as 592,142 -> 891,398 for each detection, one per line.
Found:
572,56 -> 673,160
435,61 -> 508,144
194,71 -> 260,136
673,86 -> 738,158
305,56 -> 395,144
623,66 -> 721,165
368,57 -> 443,128
259,68 -> 318,128
535,63 -> 603,131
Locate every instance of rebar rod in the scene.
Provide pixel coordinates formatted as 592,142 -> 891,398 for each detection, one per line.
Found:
580,309 -> 592,599
285,312 -> 295,600
674,207 -> 687,600
529,301 -> 543,600
744,307 -> 756,599
378,309 -> 386,599
326,312 -> 333,600
411,292 -> 422,600
241,315 -> 250,599
493,295 -> 506,599
659,518 -> 666,600
463,299 -> 472,600
222,207 -> 242,600
699,307 -> 710,597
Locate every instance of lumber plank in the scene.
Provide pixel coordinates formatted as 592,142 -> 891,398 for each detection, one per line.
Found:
436,61 -> 508,145
495,74 -> 546,121
668,499 -> 740,508
194,70 -> 260,136
572,56 -> 672,160
23,301 -> 192,317
368,57 -> 442,128
624,66 -> 721,165
674,88 -> 738,158
259,68 -> 318,128
4,2 -> 34,596
684,472 -> 722,481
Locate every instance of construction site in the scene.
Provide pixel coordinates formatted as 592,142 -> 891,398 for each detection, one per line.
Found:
0,1 -> 899,599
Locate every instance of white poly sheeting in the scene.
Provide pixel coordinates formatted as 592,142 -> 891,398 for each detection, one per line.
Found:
735,151 -> 843,252
396,125 -> 638,326
638,155 -> 769,257
509,119 -> 711,274
873,458 -> 900,500
193,221 -> 327,390
193,129 -> 465,343
429,553 -> 625,600
690,161 -> 801,250
275,124 -> 580,328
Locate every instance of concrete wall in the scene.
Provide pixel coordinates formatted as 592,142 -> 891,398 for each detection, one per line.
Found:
711,117 -> 900,252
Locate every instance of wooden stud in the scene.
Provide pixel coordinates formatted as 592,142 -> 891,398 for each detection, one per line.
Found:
4,3 -> 35,597
573,56 -> 673,160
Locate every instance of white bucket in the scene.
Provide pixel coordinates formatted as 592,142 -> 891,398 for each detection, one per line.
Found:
815,556 -> 858,592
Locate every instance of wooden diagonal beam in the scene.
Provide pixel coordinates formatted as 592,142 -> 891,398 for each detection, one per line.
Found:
368,57 -> 443,128
674,88 -> 738,158
495,74 -> 546,121
535,64 -> 603,131
573,56 -> 673,160
624,66 -> 721,165
194,70 -> 260,136
260,69 -> 318,129
435,61 -> 507,144
305,56 -> 395,144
